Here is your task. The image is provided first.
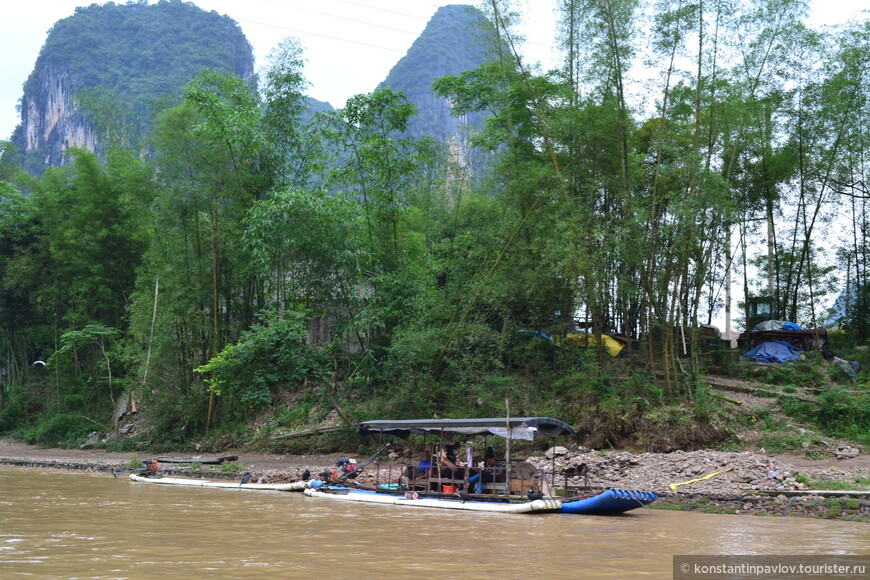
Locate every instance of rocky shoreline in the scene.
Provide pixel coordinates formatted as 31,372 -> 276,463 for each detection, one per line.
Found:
525,446 -> 870,520
2,439 -> 868,521
528,446 -> 864,495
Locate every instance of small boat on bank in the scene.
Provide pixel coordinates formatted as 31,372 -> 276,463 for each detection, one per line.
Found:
300,417 -> 655,515
299,417 -> 568,514
558,488 -> 657,515
129,473 -> 309,491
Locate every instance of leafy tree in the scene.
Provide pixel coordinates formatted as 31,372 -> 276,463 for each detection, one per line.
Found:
315,89 -> 431,362
194,314 -> 331,422
127,69 -> 265,435
33,148 -> 151,330
128,55 -> 312,435
244,187 -> 365,341
0,182 -> 52,416
51,324 -> 120,410
259,37 -> 313,188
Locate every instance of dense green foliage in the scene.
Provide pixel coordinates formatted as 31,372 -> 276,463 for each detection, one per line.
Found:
0,1 -> 867,452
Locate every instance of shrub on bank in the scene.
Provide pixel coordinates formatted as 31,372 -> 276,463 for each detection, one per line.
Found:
25,413 -> 95,447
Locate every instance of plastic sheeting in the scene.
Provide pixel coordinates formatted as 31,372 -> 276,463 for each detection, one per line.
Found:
564,333 -> 625,357
739,340 -> 805,364
753,320 -> 803,331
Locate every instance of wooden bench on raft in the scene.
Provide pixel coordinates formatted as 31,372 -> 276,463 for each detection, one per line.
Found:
403,461 -> 544,496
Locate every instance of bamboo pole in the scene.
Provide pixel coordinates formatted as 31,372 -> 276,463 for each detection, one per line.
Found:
137,276 -> 159,416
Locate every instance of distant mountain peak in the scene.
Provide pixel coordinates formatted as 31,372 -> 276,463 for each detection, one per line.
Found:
12,1 -> 253,171
377,4 -> 493,142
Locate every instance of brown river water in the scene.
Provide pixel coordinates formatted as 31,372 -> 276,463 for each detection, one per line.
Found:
1,467 -> 868,579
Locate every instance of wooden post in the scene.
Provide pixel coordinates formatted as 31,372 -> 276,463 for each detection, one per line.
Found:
436,430 -> 444,492
504,399 -> 511,496
375,434 -> 382,487
482,434 -> 489,494
464,442 -> 472,491
551,449 -> 557,498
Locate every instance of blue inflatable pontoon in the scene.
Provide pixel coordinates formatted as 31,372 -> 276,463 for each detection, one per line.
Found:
558,488 -> 657,514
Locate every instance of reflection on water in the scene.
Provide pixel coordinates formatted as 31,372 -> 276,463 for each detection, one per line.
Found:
1,467 -> 868,579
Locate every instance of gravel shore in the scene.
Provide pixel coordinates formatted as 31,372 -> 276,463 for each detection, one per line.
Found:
528,446 -> 870,495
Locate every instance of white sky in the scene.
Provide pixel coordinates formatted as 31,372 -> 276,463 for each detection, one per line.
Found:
0,1 -> 865,140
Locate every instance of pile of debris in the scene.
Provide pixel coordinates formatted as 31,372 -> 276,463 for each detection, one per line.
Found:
526,447 -> 862,496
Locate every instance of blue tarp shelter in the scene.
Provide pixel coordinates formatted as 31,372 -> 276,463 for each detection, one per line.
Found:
739,340 -> 804,364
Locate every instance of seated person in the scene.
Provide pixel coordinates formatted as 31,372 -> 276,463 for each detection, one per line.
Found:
468,447 -> 505,493
437,443 -> 466,479
402,458 -> 431,488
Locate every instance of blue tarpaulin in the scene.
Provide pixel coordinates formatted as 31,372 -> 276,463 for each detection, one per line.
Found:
515,329 -> 554,343
739,340 -> 805,364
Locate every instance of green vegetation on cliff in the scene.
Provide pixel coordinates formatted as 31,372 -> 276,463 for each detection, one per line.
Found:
378,5 -> 493,140
12,0 -> 253,170
39,0 -> 252,90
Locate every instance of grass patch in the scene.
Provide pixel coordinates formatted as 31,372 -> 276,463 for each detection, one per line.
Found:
823,497 -> 864,519
804,478 -> 870,491
804,449 -> 831,460
649,498 -> 731,512
779,389 -> 870,448
757,433 -> 812,453
648,501 -> 691,512
714,438 -> 747,452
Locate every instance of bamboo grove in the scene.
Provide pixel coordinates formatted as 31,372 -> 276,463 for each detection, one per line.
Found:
0,0 -> 867,447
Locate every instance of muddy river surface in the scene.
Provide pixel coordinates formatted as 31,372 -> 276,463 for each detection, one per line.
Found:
1,467 -> 868,579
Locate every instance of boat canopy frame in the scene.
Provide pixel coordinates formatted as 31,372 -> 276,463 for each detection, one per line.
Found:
357,417 -> 575,441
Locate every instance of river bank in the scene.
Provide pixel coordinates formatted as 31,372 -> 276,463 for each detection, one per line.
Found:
528,446 -> 870,520
2,437 -> 869,520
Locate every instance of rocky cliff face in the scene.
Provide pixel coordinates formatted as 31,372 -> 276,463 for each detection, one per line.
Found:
13,1 -> 254,170
20,65 -> 97,166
